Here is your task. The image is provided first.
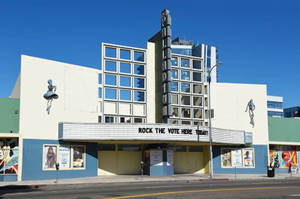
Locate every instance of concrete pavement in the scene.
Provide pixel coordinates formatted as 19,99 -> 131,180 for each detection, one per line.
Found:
1,172 -> 300,188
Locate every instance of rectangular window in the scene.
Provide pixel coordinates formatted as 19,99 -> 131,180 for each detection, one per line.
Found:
99,74 -> 102,84
194,109 -> 203,118
98,144 -> 115,151
105,61 -> 117,72
189,146 -> 203,152
168,145 -> 186,152
194,121 -> 203,126
105,47 -> 116,58
193,72 -> 201,82
134,117 -> 144,123
105,88 -> 117,99
181,95 -> 191,105
134,64 -> 144,75
181,58 -> 189,68
119,90 -> 131,101
181,83 -> 190,93
120,62 -> 131,74
120,49 -> 131,60
181,70 -> 190,80
134,51 -> 144,62
170,119 -> 178,124
43,145 -> 58,170
193,96 -> 202,106
105,116 -> 115,123
118,144 -> 141,151
171,69 -> 178,79
171,57 -> 178,66
105,74 -> 116,86
193,84 -> 202,94
134,78 -> 145,88
120,76 -> 131,87
171,106 -> 179,117
181,120 -> 191,125
193,60 -> 201,69
120,117 -> 131,123
170,82 -> 178,92
171,94 -> 178,104
134,91 -> 145,102
181,108 -> 191,118
98,88 -> 102,98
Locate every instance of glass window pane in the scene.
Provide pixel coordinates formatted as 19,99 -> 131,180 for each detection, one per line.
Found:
181,83 -> 190,93
134,91 -> 145,101
171,94 -> 178,104
181,108 -> 191,118
105,61 -> 116,72
171,57 -> 178,66
120,117 -> 131,123
134,118 -> 144,123
193,96 -> 202,106
105,88 -> 116,99
193,60 -> 201,69
98,87 -> 102,98
99,74 -> 102,84
105,116 -> 115,123
193,84 -> 202,94
134,51 -> 144,62
182,120 -> 191,125
181,58 -> 189,68
134,64 -> 144,75
171,69 -> 178,79
171,106 -> 178,117
105,47 -> 116,58
120,62 -> 131,74
120,49 -> 131,60
193,72 -> 201,82
134,78 -> 145,88
181,70 -> 190,80
120,90 -> 131,101
120,76 -> 131,87
181,95 -> 190,105
194,109 -> 203,118
105,74 -> 116,86
170,82 -> 178,92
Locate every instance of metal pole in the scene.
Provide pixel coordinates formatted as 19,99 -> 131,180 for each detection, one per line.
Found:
208,77 -> 214,179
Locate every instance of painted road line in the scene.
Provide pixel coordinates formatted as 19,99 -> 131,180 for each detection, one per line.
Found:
100,186 -> 300,199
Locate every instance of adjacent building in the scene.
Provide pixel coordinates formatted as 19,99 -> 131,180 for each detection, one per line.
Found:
267,96 -> 284,117
284,106 -> 300,118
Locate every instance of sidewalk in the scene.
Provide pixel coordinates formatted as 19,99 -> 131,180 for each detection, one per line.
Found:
1,173 -> 300,187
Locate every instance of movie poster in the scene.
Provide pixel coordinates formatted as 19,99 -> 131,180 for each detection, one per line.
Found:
221,148 -> 232,167
243,149 -> 254,167
232,149 -> 242,167
73,146 -> 84,168
59,146 -> 71,169
43,145 -> 57,169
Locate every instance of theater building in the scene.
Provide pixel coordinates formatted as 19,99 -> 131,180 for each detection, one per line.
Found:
6,10 -> 271,181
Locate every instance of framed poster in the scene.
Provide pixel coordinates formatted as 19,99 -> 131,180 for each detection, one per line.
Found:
232,149 -> 242,167
221,148 -> 232,167
243,148 -> 255,167
59,146 -> 71,169
73,146 -> 85,168
167,150 -> 173,166
43,145 -> 57,169
150,150 -> 162,166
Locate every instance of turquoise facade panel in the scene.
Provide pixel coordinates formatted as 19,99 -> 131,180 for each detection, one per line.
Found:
22,139 -> 98,181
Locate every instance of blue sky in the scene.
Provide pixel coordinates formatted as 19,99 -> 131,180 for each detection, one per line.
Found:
0,0 -> 299,107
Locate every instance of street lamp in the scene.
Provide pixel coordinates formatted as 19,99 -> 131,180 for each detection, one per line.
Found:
208,62 -> 222,179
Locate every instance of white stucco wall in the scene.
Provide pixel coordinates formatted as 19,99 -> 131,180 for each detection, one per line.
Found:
146,42 -> 156,123
210,83 -> 269,145
19,55 -> 99,140
10,74 -> 20,98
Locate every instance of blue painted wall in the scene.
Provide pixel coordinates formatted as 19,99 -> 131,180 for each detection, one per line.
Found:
213,145 -> 268,174
150,162 -> 174,176
22,139 -> 98,181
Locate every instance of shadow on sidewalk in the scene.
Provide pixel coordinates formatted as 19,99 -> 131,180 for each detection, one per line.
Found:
0,185 -> 41,198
